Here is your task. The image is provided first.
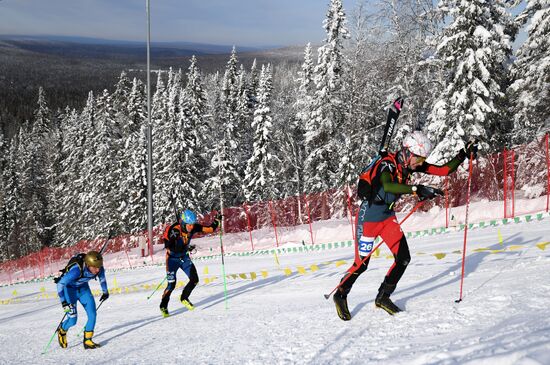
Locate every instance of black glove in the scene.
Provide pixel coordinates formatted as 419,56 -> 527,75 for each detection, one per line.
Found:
460,140 -> 479,160
188,244 -> 197,253
212,214 -> 223,229
62,301 -> 75,314
100,292 -> 109,302
416,185 -> 444,200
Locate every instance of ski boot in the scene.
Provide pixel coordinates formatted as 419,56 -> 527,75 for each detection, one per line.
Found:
180,296 -> 195,311
333,287 -> 351,321
83,331 -> 101,349
375,282 -> 402,315
57,327 -> 68,348
160,307 -> 170,318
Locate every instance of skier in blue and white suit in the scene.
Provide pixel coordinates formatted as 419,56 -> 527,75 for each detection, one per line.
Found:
55,250 -> 109,349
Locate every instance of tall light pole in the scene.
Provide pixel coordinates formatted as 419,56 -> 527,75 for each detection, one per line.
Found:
146,0 -> 154,258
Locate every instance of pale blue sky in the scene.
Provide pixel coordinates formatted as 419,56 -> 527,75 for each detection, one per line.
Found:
0,0 -> 361,47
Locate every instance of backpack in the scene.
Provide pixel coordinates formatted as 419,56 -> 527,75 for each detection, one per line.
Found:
357,152 -> 398,201
53,253 -> 86,283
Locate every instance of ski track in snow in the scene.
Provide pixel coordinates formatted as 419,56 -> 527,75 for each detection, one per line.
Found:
1,215 -> 550,364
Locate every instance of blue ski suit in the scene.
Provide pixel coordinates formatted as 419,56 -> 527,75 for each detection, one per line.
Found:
56,263 -> 108,332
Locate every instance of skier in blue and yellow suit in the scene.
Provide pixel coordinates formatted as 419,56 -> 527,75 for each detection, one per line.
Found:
160,209 -> 220,317
55,250 -> 109,349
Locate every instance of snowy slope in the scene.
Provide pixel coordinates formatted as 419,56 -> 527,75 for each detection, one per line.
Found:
1,208 -> 550,364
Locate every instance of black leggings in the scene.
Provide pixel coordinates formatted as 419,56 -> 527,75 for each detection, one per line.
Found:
160,262 -> 199,307
340,235 -> 411,295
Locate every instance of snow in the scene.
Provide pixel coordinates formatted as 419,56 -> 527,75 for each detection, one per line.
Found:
1,197 -> 550,364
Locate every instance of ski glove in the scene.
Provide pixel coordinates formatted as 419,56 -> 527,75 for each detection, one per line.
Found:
188,244 -> 197,253
416,185 -> 444,200
62,301 -> 75,314
459,140 -> 479,160
212,214 -> 223,229
100,292 -> 109,302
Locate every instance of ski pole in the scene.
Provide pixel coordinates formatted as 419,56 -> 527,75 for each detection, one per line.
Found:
456,153 -> 474,303
324,200 -> 425,300
76,298 -> 107,337
42,313 -> 67,355
147,276 -> 167,300
218,210 -> 229,310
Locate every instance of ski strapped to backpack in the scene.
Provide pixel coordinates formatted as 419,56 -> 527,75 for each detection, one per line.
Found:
357,96 -> 404,201
53,234 -> 113,283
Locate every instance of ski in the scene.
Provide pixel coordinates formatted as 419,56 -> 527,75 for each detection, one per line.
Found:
379,96 -> 404,153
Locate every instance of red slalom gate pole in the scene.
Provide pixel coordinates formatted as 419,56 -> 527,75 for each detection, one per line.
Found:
546,133 -> 550,212
305,194 -> 315,245
243,202 -> 255,251
324,200 -> 426,299
268,200 -> 280,248
503,149 -> 507,219
511,150 -> 516,218
445,176 -> 450,228
456,153 -> 474,303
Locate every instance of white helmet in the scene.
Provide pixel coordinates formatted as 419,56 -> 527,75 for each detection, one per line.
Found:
402,131 -> 432,158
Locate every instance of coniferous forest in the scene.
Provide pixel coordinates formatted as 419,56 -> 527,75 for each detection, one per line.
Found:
0,0 -> 548,261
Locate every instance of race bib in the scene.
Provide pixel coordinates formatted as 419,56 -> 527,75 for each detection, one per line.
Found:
358,236 -> 375,255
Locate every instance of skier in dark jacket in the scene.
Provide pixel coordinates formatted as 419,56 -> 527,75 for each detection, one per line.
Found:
334,131 -> 478,319
55,251 -> 109,349
159,210 -> 221,317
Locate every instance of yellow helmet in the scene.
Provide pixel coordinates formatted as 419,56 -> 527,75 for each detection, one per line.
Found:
84,251 -> 103,268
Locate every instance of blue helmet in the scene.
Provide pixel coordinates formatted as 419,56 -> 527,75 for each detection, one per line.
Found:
181,209 -> 197,224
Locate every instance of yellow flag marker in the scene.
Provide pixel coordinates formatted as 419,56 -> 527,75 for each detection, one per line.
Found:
506,245 -> 524,251
261,270 -> 268,278
40,287 -> 46,292
373,248 -> 380,258
12,290 -> 17,297
283,268 -> 292,276
335,260 -> 347,267
473,248 -> 489,252
203,266 -> 209,275
239,273 -> 247,279
297,266 -> 307,275
250,272 -> 257,280
310,264 -> 319,272
434,253 -> 446,260
490,249 -> 505,253
498,229 -> 504,245
536,242 -> 550,250
113,277 -> 118,288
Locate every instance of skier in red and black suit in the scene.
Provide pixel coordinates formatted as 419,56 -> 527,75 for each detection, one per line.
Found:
159,209 -> 221,317
333,131 -> 478,319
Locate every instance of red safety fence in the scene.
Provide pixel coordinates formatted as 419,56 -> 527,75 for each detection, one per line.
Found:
1,133 -> 549,285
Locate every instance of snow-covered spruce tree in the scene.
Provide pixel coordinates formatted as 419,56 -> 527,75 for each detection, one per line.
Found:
236,64 -> 254,169
509,0 -> 550,143
84,89 -> 122,237
54,108 -> 83,245
305,0 -> 350,192
150,71 -> 173,223
112,71 -> 132,116
1,132 -> 23,258
0,130 -> 12,261
281,43 -> 313,203
19,88 -> 55,252
243,64 -> 276,202
120,77 -> 148,233
216,47 -> 244,206
427,0 -> 514,161
176,56 -> 209,213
